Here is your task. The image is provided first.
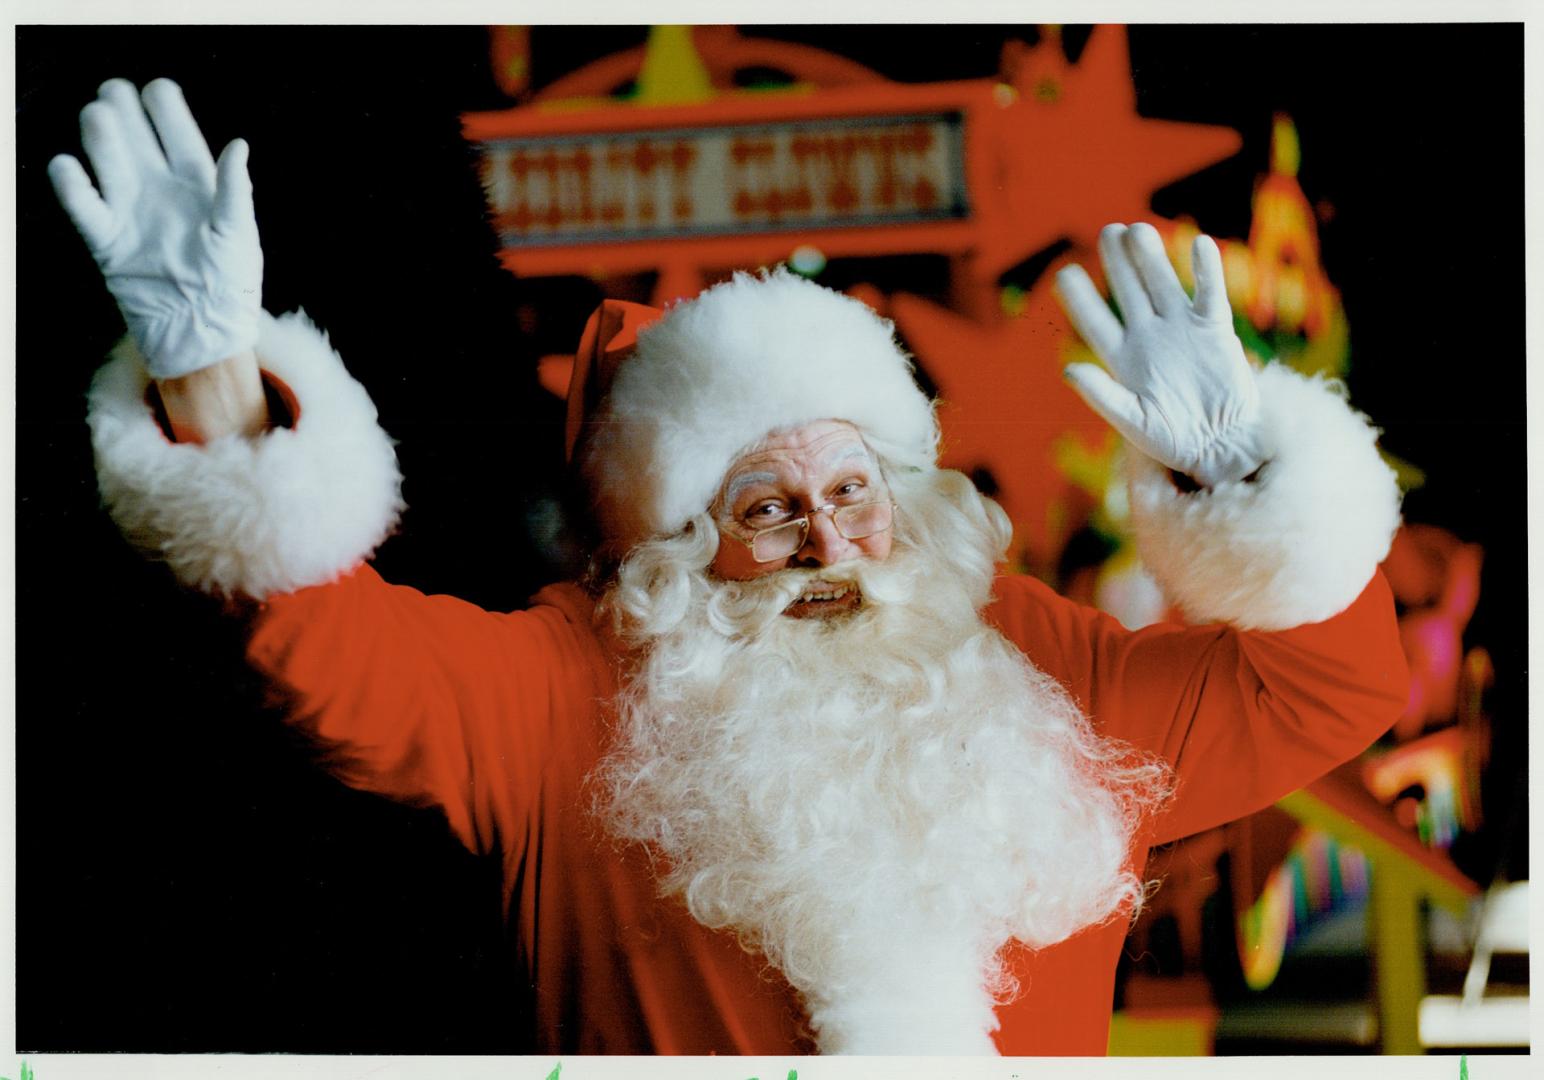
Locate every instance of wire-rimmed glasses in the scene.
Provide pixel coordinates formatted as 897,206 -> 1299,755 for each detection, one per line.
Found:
726,500 -> 896,563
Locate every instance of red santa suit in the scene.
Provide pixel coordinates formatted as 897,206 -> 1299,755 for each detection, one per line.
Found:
85,297 -> 1408,1055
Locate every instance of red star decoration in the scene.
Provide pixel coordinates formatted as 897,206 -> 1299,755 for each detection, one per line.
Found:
972,25 -> 1242,280
891,270 -> 1110,571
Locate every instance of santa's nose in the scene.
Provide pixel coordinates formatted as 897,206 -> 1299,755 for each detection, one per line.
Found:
795,510 -> 852,567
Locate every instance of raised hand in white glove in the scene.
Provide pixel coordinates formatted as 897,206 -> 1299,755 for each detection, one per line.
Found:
1054,222 -> 1269,488
48,78 -> 262,380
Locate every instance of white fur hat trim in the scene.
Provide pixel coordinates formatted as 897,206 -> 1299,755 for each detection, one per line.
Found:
1128,363 -> 1401,631
88,310 -> 403,600
579,268 -> 938,550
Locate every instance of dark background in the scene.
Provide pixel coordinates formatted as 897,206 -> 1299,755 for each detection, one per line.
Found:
15,25 -> 1525,1051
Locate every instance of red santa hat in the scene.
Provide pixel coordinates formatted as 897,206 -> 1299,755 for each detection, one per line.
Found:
571,268 -> 939,553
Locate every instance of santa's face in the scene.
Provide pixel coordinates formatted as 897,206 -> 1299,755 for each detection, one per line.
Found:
709,420 -> 894,618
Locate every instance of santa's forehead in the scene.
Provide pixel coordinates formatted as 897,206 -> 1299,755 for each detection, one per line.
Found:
745,419 -> 867,458
722,422 -> 874,488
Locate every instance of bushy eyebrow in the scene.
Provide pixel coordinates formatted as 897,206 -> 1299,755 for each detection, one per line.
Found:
721,470 -> 780,508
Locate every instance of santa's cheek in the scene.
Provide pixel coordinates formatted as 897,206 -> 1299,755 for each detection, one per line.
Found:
857,532 -> 893,563
709,538 -> 787,581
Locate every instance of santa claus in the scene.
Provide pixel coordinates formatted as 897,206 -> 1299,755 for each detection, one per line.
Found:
56,79 -> 1409,1054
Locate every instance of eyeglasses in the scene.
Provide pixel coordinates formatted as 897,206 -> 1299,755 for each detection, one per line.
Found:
727,500 -> 896,563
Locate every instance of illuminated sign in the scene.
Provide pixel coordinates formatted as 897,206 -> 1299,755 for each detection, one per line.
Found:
462,49 -> 1236,281
478,113 -> 968,248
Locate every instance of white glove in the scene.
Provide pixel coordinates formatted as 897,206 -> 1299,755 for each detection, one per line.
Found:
48,78 -> 262,380
1054,222 -> 1269,488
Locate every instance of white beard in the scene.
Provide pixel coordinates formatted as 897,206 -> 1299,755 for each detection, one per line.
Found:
594,480 -> 1168,1054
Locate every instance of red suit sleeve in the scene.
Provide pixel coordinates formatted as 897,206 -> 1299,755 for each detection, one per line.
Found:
987,571 -> 1409,845
245,565 -> 613,855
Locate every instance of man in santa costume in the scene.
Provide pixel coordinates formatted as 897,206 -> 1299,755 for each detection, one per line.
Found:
53,79 -> 1408,1055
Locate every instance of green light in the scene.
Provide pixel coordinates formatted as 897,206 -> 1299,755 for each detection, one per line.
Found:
789,245 -> 826,276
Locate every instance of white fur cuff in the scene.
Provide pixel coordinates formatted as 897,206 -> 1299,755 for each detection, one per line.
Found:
87,311 -> 404,599
1128,363 -> 1400,631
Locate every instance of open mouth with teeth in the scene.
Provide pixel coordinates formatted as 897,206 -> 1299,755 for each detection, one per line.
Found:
783,582 -> 862,619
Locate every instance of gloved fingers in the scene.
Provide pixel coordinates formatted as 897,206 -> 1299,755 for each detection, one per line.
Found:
79,100 -> 142,211
1190,233 -> 1232,323
1053,263 -> 1124,362
47,153 -> 117,251
1125,223 -> 1189,317
96,79 -> 167,175
212,138 -> 255,236
1097,223 -> 1152,323
142,79 -> 217,190
1064,362 -> 1151,449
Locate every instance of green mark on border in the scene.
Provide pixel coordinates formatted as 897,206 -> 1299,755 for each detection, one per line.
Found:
746,1072 -> 797,1080
1460,1054 -> 1469,1080
545,1063 -> 560,1080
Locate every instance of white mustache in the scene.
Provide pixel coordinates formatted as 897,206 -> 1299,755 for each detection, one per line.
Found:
705,558 -> 921,637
